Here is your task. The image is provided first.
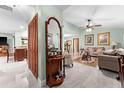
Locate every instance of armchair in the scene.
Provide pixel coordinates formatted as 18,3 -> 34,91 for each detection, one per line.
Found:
64,51 -> 73,67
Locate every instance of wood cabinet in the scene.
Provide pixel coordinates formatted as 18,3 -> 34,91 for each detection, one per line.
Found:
47,55 -> 65,87
14,48 -> 27,61
0,45 -> 9,62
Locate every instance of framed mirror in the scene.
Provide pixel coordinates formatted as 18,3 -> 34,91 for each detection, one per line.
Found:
45,17 -> 65,87
46,17 -> 62,57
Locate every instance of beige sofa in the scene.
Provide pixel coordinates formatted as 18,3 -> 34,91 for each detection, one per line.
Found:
81,47 -> 105,61
87,47 -> 105,56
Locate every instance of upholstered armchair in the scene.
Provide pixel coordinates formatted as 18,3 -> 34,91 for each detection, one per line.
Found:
64,51 -> 73,67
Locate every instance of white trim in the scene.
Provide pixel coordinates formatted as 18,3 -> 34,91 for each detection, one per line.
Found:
38,77 -> 42,88
38,78 -> 46,87
41,79 -> 46,87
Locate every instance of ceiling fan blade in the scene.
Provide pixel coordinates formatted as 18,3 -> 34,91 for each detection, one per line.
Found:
0,5 -> 13,11
94,24 -> 102,27
86,24 -> 102,28
79,26 -> 86,30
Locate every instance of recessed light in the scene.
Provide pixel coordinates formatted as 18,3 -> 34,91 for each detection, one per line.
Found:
20,26 -> 24,29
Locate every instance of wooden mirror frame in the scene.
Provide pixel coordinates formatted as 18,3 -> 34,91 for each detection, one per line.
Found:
45,17 -> 62,58
45,17 -> 63,87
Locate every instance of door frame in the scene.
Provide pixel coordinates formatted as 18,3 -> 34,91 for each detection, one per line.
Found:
73,38 -> 79,53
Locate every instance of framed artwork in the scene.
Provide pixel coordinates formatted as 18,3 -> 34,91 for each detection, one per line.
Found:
66,40 -> 72,45
98,32 -> 110,45
21,37 -> 28,45
85,34 -> 94,45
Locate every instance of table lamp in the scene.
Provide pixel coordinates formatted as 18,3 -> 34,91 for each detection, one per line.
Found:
111,41 -> 117,49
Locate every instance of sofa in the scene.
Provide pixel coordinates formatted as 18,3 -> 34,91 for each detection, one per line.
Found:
81,47 -> 105,60
98,48 -> 124,72
87,47 -> 105,56
98,55 -> 121,72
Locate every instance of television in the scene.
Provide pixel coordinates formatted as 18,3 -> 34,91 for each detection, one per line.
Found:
0,37 -> 7,45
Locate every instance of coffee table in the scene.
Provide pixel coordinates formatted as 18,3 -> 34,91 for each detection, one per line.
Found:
89,54 -> 98,61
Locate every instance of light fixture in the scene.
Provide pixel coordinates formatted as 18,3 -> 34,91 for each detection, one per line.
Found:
20,26 -> 24,29
86,28 -> 92,32
64,34 -> 74,38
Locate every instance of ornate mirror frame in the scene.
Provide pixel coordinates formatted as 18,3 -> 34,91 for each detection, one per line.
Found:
45,17 -> 62,58
45,17 -> 63,86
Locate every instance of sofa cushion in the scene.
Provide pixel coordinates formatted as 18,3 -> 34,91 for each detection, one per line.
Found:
87,47 -> 104,55
117,48 -> 124,55
88,47 -> 94,55
103,49 -> 117,56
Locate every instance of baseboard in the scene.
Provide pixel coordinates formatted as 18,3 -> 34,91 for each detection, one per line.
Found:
41,79 -> 46,87
38,78 -> 46,87
38,77 -> 42,88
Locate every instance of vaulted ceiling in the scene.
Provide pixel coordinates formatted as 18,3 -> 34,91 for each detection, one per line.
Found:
62,5 -> 124,29
0,5 -> 124,34
0,5 -> 34,33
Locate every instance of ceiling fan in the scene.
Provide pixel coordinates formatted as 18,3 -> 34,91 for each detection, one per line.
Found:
80,19 -> 102,31
0,5 -> 16,12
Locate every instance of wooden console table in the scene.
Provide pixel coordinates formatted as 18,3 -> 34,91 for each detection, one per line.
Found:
47,55 -> 65,87
14,48 -> 27,61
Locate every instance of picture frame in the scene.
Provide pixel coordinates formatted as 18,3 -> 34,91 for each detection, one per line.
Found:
98,32 -> 110,45
21,37 -> 28,45
65,40 -> 72,46
85,34 -> 94,45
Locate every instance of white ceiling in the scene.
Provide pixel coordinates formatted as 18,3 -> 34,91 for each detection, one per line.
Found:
63,5 -> 124,29
0,5 -> 34,34
1,5 -> 124,34
55,5 -> 70,11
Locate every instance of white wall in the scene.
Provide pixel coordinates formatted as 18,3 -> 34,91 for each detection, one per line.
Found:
80,28 -> 124,49
63,21 -> 83,52
15,30 -> 28,47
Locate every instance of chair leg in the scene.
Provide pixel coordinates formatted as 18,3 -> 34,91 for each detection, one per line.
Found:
71,64 -> 73,67
99,67 -> 102,70
116,73 -> 120,80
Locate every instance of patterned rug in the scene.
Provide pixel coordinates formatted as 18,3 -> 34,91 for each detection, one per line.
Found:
74,58 -> 98,68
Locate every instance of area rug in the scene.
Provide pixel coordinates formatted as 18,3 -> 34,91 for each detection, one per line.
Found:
74,58 -> 98,68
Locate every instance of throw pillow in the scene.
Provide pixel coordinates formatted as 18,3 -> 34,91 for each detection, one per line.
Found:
103,49 -> 117,56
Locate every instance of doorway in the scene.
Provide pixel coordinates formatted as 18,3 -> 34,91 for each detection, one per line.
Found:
28,14 -> 38,78
73,38 -> 79,53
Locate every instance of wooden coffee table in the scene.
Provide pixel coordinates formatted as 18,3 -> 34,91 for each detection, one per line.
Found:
89,54 -> 98,61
